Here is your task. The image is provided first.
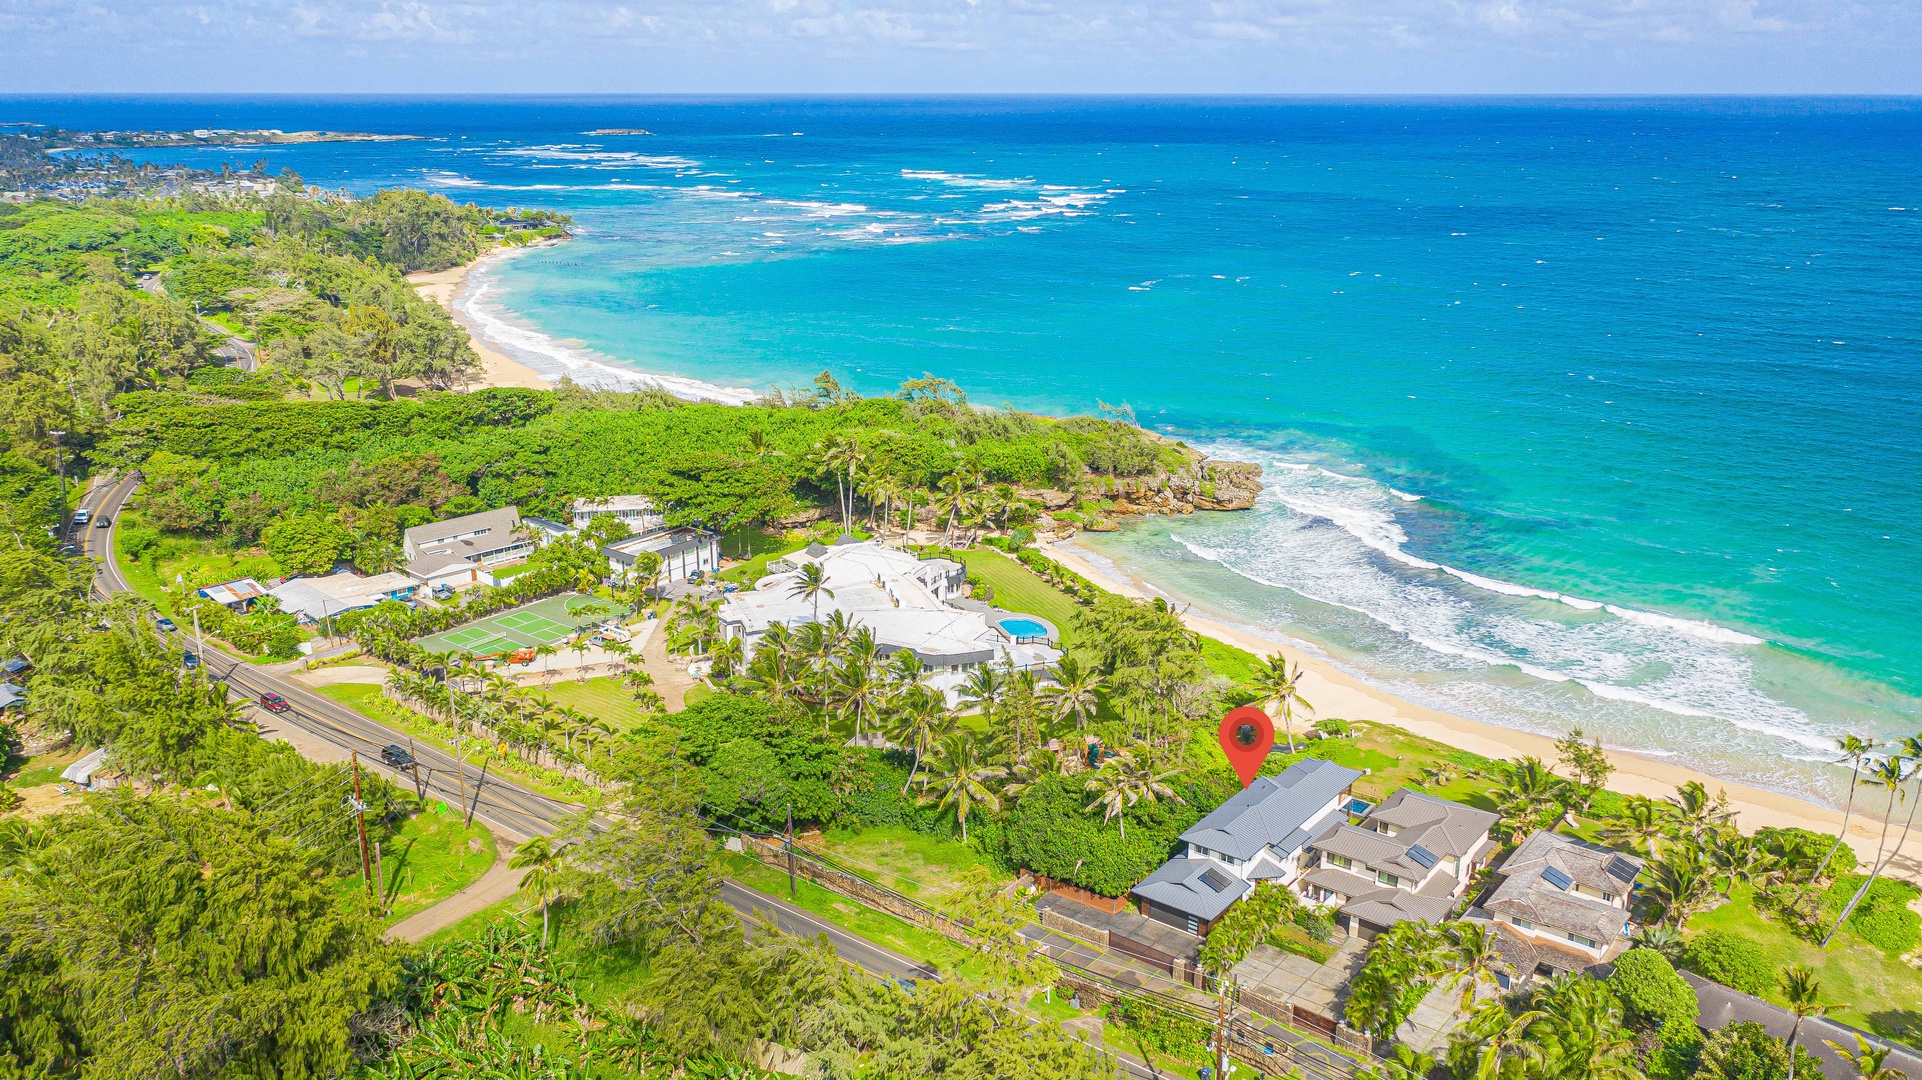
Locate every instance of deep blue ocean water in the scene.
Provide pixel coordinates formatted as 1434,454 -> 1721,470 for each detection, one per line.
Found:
14,95 -> 1919,801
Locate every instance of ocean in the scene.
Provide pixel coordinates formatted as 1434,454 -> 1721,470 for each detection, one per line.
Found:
17,95 -> 1920,804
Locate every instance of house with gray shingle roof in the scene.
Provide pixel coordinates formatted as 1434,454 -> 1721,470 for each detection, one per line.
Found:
1298,787 -> 1498,937
1482,830 -> 1643,958
1132,757 -> 1362,935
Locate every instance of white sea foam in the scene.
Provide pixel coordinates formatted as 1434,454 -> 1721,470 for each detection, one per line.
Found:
1156,438 -> 1831,761
901,169 -> 1033,189
455,258 -> 758,406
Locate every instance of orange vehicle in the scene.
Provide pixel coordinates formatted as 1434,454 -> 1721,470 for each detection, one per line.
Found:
507,647 -> 537,664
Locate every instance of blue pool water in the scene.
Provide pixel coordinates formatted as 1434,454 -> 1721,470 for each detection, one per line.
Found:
18,95 -> 1920,803
998,618 -> 1053,640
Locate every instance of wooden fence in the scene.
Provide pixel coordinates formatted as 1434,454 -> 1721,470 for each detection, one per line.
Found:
1031,875 -> 1131,914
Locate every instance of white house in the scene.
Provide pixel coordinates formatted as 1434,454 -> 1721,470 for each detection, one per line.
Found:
717,539 -> 1060,701
604,526 -> 721,586
269,571 -> 419,624
1132,758 -> 1363,935
403,507 -> 532,567
1297,787 -> 1498,938
1482,831 -> 1644,963
572,495 -> 665,534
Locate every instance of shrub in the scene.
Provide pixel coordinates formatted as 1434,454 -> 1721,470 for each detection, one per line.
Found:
1691,1020 -> 1815,1080
1107,997 -> 1209,1056
1683,929 -> 1772,996
1313,718 -> 1352,737
1609,948 -> 1700,1034
1849,897 -> 1921,956
998,771 -> 1197,896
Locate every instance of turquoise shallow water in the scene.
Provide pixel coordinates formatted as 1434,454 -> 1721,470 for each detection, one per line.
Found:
33,95 -> 1921,802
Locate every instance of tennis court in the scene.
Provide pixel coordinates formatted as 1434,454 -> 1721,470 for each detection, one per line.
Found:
416,593 -> 629,657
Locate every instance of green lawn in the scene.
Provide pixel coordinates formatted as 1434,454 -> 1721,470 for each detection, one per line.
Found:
953,549 -> 1087,648
3,748 -> 88,789
1688,885 -> 1922,1046
716,530 -> 810,587
682,683 -> 716,709
720,851 -> 991,980
809,824 -> 1011,904
540,676 -> 649,729
375,801 -> 498,922
1260,723 -> 1503,806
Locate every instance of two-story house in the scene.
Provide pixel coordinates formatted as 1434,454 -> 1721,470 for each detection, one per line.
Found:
1482,830 -> 1644,969
1132,758 -> 1363,936
1296,788 -> 1499,937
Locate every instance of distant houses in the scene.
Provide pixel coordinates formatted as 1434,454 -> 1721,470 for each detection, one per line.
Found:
605,526 -> 720,587
572,495 -> 665,534
268,571 -> 419,625
403,507 -> 534,574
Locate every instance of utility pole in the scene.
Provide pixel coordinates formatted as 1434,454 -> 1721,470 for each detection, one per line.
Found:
786,803 -> 797,899
450,669 -> 471,826
193,608 -> 203,660
350,752 -> 373,900
408,736 -> 424,798
48,431 -> 66,540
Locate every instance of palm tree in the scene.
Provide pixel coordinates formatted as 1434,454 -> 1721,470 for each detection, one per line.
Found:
959,665 -> 1002,716
788,562 -> 834,623
1824,1034 -> 1904,1080
816,434 -> 864,531
1629,924 -> 1685,962
1708,830 -> 1771,897
832,656 -> 883,738
1246,653 -> 1313,752
1003,747 -> 1063,803
1083,747 -> 1185,840
934,471 -> 974,545
1875,734 -> 1922,881
887,686 -> 952,792
1815,735 -> 1876,882
1446,921 -> 1505,1008
1781,965 -> 1843,1080
510,835 -> 568,949
1492,756 -> 1566,839
918,734 -> 1002,842
1667,781 -> 1733,841
1042,656 -> 1104,731
1824,753 -> 1910,948
1645,844 -> 1716,926
1601,794 -> 1672,857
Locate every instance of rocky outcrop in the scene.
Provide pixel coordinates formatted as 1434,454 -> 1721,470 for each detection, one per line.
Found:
1024,449 -> 1263,540
1187,460 -> 1263,511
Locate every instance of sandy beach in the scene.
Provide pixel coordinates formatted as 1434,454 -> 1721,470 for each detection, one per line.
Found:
1041,538 -> 1922,884
408,252 -> 552,391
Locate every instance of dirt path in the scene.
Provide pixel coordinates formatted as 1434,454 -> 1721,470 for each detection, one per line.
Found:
389,838 -> 528,942
636,617 -> 699,712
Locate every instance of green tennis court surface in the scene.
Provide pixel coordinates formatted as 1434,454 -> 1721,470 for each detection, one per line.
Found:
415,593 -> 628,657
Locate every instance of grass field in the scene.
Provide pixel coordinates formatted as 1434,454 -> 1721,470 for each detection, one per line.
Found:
953,549 -> 1087,649
417,593 -> 627,657
375,801 -> 498,922
3,748 -> 87,789
539,676 -> 649,727
1688,884 -> 1922,1046
806,824 -> 1012,904
315,683 -> 586,800
716,530 -> 811,587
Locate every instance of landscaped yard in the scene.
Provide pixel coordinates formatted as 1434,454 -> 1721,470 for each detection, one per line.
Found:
3,747 -> 87,789
952,548 -> 1087,649
716,530 -> 811,587
1688,884 -> 1922,1046
315,682 -> 588,800
540,676 -> 650,729
805,824 -> 1012,904
1259,722 -> 1504,807
374,800 -> 498,922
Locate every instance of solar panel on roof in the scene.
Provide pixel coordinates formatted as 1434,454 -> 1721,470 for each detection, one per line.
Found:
1541,866 -> 1574,891
1406,845 -> 1439,869
1200,867 -> 1234,892
1605,855 -> 1641,884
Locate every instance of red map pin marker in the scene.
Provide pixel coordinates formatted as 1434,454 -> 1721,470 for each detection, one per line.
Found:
1218,705 -> 1275,789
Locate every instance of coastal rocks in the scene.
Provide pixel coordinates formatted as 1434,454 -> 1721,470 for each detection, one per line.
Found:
774,506 -> 826,527
1187,460 -> 1263,511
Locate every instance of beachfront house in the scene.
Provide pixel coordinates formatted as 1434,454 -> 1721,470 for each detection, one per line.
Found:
1480,831 -> 1644,972
571,495 -> 666,534
604,526 -> 721,587
403,507 -> 534,568
1297,787 -> 1498,938
717,539 -> 1059,701
1131,758 -> 1363,936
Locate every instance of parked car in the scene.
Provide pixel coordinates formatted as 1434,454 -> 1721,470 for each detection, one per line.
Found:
154,616 -> 178,633
258,692 -> 289,713
431,583 -> 456,601
71,508 -> 92,526
93,515 -> 111,529
380,744 -> 413,768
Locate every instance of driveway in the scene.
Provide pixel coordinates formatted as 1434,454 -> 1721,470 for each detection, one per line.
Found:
1234,936 -> 1368,1018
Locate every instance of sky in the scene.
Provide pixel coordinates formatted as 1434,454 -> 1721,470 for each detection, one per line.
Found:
3,0 -> 1921,94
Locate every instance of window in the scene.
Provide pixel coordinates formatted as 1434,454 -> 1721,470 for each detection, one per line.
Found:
1512,918 -> 1535,930
1327,854 -> 1353,870
1568,932 -> 1599,949
1377,870 -> 1400,887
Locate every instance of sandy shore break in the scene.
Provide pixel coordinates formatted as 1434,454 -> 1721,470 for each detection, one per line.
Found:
1040,540 -> 1922,885
408,251 -> 552,391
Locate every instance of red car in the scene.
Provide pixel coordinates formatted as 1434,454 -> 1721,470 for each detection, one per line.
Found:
258,692 -> 290,713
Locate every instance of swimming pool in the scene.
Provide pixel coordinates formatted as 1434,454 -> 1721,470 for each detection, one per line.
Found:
998,617 -> 1052,640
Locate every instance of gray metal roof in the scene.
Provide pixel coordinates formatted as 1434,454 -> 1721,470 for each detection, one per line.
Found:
405,506 -> 521,550
1132,856 -> 1252,922
1180,757 -> 1363,861
1676,970 -> 1922,1080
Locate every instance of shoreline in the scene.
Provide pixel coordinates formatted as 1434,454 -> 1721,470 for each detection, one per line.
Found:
407,249 -> 554,391
408,250 -> 1918,882
1040,538 -> 1922,884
